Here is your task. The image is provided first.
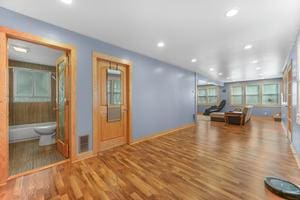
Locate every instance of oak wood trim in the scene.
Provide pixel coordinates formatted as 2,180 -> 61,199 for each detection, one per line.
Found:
92,51 -> 132,154
290,144 -> 300,169
0,32 -> 9,186
72,151 -> 97,163
7,159 -> 70,181
130,123 -> 196,145
0,26 -> 77,185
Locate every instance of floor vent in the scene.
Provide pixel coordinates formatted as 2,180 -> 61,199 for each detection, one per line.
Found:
79,135 -> 89,153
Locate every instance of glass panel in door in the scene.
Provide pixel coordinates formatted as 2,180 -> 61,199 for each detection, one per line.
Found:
58,61 -> 65,142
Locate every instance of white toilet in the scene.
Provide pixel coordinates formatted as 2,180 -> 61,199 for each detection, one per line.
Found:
34,123 -> 57,146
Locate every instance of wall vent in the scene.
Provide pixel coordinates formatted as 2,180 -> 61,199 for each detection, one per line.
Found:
79,135 -> 89,153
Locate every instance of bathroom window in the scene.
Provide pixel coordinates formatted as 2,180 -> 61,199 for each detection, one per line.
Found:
13,68 -> 51,102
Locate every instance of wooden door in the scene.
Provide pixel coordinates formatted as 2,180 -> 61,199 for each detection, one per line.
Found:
287,65 -> 292,141
96,58 -> 128,151
56,56 -> 69,158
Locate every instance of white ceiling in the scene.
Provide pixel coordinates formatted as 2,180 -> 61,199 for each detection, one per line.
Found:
8,39 -> 64,66
2,0 -> 300,82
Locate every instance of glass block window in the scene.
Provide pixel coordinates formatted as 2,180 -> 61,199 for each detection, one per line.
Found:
13,68 -> 51,102
246,85 -> 260,105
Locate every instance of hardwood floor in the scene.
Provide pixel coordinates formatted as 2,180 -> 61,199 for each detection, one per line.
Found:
9,140 -> 65,176
1,117 -> 300,199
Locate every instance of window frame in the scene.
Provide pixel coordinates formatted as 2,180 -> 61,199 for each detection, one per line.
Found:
197,85 -> 220,106
261,83 -> 280,106
245,84 -> 261,105
229,80 -> 281,107
230,84 -> 244,106
13,67 -> 52,103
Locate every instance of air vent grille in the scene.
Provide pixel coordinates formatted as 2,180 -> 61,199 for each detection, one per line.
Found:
79,135 -> 89,153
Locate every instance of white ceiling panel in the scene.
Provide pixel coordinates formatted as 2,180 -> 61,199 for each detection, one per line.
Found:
2,0 -> 300,82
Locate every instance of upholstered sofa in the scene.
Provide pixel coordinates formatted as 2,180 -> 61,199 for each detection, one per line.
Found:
210,105 -> 253,125
225,105 -> 254,125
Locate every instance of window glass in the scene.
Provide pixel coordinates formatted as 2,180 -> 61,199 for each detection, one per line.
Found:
34,70 -> 51,97
15,69 -> 33,97
198,89 -> 207,96
207,88 -> 216,96
246,85 -> 260,104
197,86 -> 218,105
231,86 -> 243,105
13,68 -> 51,102
263,84 -> 279,105
232,86 -> 242,95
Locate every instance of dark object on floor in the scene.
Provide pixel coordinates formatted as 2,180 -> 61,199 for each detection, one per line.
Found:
264,177 -> 300,200
203,100 -> 226,116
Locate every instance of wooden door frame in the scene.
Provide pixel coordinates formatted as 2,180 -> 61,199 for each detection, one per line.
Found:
287,63 -> 293,141
92,51 -> 132,153
0,26 -> 77,185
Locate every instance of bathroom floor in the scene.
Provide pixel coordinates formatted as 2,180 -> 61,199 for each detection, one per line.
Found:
9,139 -> 65,176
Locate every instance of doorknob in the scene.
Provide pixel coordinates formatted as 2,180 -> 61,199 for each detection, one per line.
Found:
53,107 -> 58,111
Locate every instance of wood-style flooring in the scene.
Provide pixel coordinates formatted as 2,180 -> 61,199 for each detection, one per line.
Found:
9,139 -> 65,176
1,117 -> 300,199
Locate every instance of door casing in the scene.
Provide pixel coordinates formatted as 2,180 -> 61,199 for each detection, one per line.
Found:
92,52 -> 132,153
0,26 -> 77,185
287,64 -> 293,141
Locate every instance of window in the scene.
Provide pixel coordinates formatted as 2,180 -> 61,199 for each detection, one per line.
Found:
107,69 -> 122,105
231,85 -> 243,105
207,87 -> 218,104
197,86 -> 219,105
198,88 -> 207,105
229,81 -> 280,106
246,85 -> 260,105
13,68 -> 51,102
262,83 -> 279,105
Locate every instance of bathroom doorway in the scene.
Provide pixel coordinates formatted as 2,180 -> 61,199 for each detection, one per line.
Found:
7,39 -> 69,175
0,27 -> 77,185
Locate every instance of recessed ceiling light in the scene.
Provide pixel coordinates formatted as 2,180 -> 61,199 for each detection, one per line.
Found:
218,72 -> 223,76
259,73 -> 264,76
191,58 -> 197,63
226,8 -> 239,17
13,46 -> 28,53
157,42 -> 165,47
226,77 -> 231,80
244,44 -> 253,50
209,68 -> 214,71
252,60 -> 258,64
61,0 -> 72,4
256,67 -> 261,70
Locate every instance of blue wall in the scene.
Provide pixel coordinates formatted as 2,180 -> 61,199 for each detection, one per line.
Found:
0,8 -> 196,152
198,78 -> 282,116
282,32 -> 300,155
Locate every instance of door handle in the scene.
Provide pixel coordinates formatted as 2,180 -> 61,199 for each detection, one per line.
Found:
53,107 -> 58,111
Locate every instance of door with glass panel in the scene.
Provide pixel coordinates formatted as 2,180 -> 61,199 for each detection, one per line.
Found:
287,66 -> 293,141
56,56 -> 69,158
96,59 -> 128,151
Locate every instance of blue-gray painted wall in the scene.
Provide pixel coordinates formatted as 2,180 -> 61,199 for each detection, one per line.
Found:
0,7 -> 196,152
198,78 -> 282,116
281,32 -> 300,155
